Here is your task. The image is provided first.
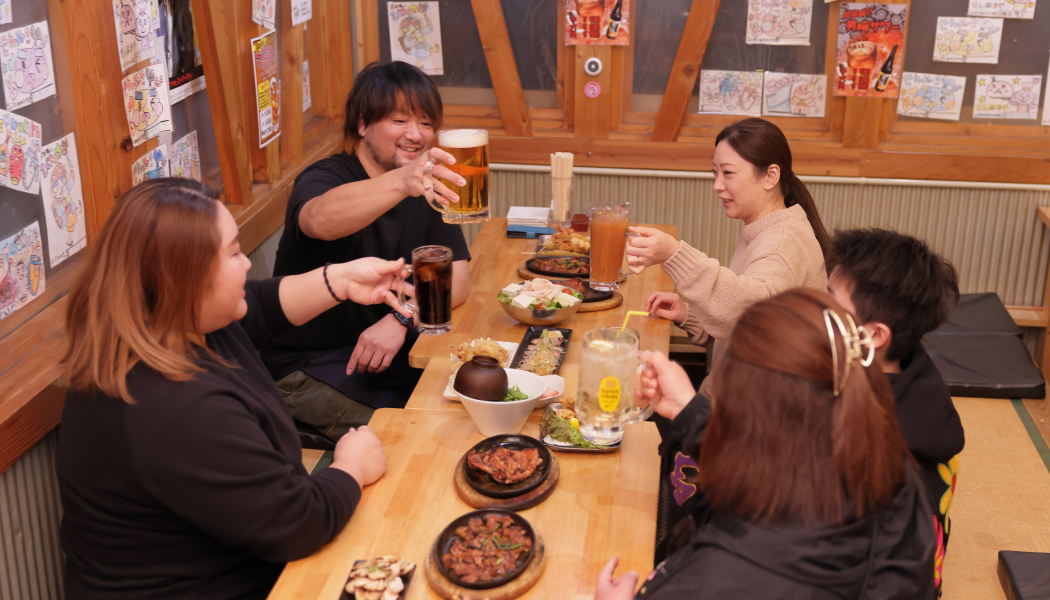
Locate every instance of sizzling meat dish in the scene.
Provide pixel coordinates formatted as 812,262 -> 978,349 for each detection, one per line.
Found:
533,257 -> 589,275
442,514 -> 533,584
467,447 -> 543,484
553,277 -> 586,294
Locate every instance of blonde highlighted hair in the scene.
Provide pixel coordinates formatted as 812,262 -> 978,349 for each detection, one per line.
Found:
63,179 -> 223,403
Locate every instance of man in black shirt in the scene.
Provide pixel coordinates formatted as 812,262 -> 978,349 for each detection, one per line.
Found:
264,62 -> 471,438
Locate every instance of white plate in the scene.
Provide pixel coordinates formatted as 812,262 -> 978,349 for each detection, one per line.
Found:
443,341 -> 519,400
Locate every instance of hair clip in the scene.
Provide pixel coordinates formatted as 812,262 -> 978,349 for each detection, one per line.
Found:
822,309 -> 876,396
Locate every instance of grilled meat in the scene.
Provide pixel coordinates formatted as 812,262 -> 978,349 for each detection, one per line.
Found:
467,447 -> 542,484
442,515 -> 533,584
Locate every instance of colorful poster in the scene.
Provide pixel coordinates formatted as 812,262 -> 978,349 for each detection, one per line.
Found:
933,17 -> 1003,64
251,31 -> 280,148
896,73 -> 966,121
969,0 -> 1036,19
833,4 -> 907,98
0,21 -> 57,110
0,109 -> 42,195
564,0 -> 630,46
40,134 -> 86,267
113,0 -> 159,72
0,0 -> 10,25
131,144 -> 169,184
973,74 -> 1041,119
157,0 -> 205,104
122,64 -> 173,147
168,131 -> 200,181
303,60 -> 312,111
292,0 -> 313,26
252,0 -> 276,30
747,0 -> 814,46
388,3 -> 444,74
0,222 -> 45,321
762,73 -> 827,117
699,70 -> 764,116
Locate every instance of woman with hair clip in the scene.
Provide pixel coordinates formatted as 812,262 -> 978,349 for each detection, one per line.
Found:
625,118 -> 830,395
596,289 -> 936,600
57,179 -> 409,600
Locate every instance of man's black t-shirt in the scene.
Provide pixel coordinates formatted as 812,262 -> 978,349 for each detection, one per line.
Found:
263,152 -> 470,379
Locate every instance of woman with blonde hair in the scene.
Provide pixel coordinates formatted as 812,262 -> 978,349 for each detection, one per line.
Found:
58,179 -> 408,599
597,289 -> 935,600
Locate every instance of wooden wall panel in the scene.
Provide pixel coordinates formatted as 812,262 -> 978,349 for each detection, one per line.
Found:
574,45 -> 613,140
470,0 -> 531,136
321,0 -> 356,121
280,12 -> 305,167
651,0 -> 721,142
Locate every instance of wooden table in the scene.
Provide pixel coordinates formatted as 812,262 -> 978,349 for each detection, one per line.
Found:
270,408 -> 660,600
407,218 -> 679,368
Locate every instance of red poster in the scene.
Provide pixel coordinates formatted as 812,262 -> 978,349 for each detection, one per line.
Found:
565,0 -> 630,46
833,3 -> 908,98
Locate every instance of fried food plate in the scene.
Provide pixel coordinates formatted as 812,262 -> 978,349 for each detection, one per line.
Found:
433,509 -> 536,590
461,434 -> 552,499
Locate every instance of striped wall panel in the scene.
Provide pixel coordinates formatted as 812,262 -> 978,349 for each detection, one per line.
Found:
0,430 -> 63,600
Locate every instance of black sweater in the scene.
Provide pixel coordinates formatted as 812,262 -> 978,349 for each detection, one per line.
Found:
645,394 -> 936,599
57,278 -> 361,600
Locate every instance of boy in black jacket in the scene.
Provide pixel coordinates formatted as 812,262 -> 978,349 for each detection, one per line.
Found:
826,228 -> 965,598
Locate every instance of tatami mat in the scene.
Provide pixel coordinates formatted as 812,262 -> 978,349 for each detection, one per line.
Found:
942,397 -> 1050,599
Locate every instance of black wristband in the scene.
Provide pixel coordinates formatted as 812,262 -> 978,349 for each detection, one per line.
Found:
322,263 -> 343,303
391,309 -> 415,328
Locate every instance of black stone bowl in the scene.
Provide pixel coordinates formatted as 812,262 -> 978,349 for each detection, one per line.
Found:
432,509 -> 536,590
462,434 -> 552,499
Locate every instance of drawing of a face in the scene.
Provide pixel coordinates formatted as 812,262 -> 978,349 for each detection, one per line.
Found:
9,142 -> 24,185
14,46 -> 48,93
136,0 -> 151,41
50,162 -> 68,198
1014,89 -> 1036,106
400,16 -> 422,35
119,2 -> 136,34
131,88 -> 162,132
986,81 -> 1013,98
0,136 -> 9,176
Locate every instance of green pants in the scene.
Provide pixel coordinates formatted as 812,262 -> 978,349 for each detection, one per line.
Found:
276,370 -> 376,441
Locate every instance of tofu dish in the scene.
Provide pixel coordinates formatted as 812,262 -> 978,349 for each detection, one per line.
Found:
498,279 -> 583,310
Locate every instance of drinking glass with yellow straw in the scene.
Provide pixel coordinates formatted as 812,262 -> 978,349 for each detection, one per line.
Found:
575,311 -> 652,445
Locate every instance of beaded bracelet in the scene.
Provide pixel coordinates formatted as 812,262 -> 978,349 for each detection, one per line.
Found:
322,262 -> 344,302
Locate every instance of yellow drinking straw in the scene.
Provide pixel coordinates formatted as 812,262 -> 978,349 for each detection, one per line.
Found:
616,311 -> 649,340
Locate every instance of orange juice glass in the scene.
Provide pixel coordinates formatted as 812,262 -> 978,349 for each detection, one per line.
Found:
587,202 -> 632,292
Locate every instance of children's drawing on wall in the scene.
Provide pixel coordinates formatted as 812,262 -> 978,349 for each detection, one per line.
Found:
699,70 -> 764,116
0,222 -> 45,322
747,0 -> 814,46
122,64 -> 173,147
303,60 -> 312,111
0,21 -> 57,111
0,109 -> 42,195
388,2 -> 444,75
168,131 -> 200,181
969,0 -> 1036,19
933,17 -> 1003,64
131,144 -> 169,185
113,0 -> 159,72
251,31 -> 280,148
252,0 -> 276,31
292,0 -> 312,26
833,4 -> 907,98
896,73 -> 966,121
762,73 -> 827,117
973,74 -> 1042,119
0,0 -> 11,25
40,133 -> 86,266
1041,54 -> 1050,125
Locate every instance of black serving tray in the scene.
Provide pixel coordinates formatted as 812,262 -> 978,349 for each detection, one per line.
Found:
508,327 -> 572,376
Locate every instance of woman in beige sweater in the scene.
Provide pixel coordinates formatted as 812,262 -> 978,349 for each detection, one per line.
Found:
626,118 -> 829,389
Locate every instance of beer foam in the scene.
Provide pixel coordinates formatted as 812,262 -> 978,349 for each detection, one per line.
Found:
438,128 -> 488,148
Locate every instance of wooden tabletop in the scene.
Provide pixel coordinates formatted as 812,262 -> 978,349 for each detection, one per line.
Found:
270,408 -> 660,600
407,218 -> 679,368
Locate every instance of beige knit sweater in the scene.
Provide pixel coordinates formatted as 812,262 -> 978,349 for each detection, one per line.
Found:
661,204 -> 828,392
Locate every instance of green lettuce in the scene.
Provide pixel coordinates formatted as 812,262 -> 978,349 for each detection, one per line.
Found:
541,412 -> 595,449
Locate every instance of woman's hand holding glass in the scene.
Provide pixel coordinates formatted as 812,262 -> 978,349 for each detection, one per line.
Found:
636,351 -> 696,421
645,291 -> 687,324
331,257 -> 414,316
403,147 -> 464,208
624,226 -> 680,274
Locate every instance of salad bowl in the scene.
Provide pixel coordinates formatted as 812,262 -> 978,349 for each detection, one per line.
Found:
497,279 -> 583,327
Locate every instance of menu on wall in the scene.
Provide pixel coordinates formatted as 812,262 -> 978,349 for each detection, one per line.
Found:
833,3 -> 908,98
387,2 -> 444,75
564,0 -> 630,46
251,31 -> 281,148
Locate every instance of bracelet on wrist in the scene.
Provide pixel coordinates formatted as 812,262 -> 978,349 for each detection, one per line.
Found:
322,262 -> 344,303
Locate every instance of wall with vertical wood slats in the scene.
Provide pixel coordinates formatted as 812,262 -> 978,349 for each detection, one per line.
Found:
0,430 -> 63,600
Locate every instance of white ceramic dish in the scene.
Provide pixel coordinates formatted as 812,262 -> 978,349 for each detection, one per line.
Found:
445,373 -> 563,404
442,341 -> 519,400
457,369 -> 547,437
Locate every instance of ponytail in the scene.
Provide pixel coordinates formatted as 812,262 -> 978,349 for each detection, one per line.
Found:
783,172 -> 831,256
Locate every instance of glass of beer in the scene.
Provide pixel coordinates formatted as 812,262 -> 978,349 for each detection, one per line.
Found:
587,202 -> 636,292
846,41 -> 877,91
396,245 -> 453,335
576,327 -> 651,445
424,129 -> 489,224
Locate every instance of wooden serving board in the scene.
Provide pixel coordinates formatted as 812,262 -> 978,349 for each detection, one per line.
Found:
423,533 -> 546,600
518,264 -> 625,284
577,292 -> 622,312
453,454 -> 559,511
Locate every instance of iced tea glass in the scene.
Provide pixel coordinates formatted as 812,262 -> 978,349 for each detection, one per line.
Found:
576,327 -> 651,445
396,245 -> 453,335
587,203 -> 636,292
